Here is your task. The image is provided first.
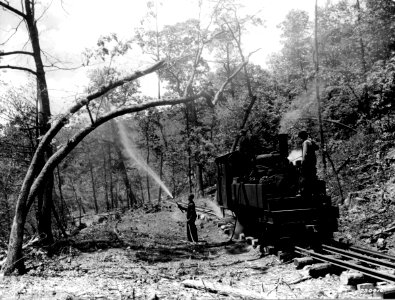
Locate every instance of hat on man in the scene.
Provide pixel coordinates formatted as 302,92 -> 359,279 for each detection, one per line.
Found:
298,130 -> 308,139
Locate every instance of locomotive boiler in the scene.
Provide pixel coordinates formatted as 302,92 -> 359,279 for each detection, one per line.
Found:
215,134 -> 339,253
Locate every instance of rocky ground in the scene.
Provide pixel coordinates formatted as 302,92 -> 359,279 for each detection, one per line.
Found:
0,196 -> 387,299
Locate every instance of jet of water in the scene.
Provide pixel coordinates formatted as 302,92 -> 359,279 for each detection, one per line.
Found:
116,120 -> 173,199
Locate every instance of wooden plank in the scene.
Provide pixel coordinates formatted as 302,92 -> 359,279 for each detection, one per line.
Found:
182,279 -> 265,299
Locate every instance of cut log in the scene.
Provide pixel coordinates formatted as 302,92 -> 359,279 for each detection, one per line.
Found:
294,257 -> 316,269
182,279 -> 264,299
340,271 -> 366,285
308,263 -> 337,278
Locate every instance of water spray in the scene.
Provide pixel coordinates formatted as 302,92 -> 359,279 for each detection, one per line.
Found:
115,120 -> 174,199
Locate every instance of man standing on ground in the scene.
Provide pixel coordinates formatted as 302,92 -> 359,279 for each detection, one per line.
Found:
298,130 -> 318,200
178,194 -> 198,242
186,194 -> 198,242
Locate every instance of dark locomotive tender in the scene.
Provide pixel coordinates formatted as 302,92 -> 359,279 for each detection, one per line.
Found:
215,134 -> 339,253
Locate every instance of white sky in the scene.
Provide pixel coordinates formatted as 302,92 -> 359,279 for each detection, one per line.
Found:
0,0 -> 319,114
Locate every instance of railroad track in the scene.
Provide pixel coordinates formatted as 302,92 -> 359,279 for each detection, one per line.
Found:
295,242 -> 395,283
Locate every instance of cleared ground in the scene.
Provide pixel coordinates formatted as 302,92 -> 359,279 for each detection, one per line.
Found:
0,197 -> 376,299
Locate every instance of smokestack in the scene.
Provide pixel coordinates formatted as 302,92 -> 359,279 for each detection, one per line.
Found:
278,134 -> 288,157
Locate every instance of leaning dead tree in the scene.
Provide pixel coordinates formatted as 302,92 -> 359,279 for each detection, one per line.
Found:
219,14 -> 260,152
1,57 -> 245,275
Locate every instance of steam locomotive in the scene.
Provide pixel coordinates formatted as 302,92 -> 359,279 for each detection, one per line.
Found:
215,134 -> 339,253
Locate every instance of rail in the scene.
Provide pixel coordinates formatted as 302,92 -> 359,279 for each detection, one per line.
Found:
321,244 -> 395,269
294,246 -> 395,283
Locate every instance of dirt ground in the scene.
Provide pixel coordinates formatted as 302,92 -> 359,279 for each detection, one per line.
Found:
0,197 -> 380,299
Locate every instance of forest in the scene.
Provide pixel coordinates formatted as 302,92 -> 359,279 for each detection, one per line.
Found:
0,0 -> 394,284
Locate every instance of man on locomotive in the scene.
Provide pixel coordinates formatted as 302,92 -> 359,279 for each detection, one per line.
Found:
238,129 -> 255,179
298,130 -> 319,200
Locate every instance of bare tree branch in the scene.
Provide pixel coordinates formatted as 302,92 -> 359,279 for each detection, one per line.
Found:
0,65 -> 37,75
40,49 -> 86,72
0,1 -> 27,19
43,63 -> 84,72
247,48 -> 261,58
301,117 -> 358,133
0,51 -> 34,57
183,46 -> 204,97
35,0 -> 53,22
60,0 -> 69,15
213,61 -> 247,105
0,19 -> 24,45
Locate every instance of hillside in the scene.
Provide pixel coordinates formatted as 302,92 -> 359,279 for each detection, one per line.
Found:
336,136 -> 395,253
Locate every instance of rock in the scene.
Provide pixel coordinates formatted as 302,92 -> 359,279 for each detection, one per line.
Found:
340,271 -> 366,286
357,283 -> 375,291
377,238 -> 386,249
344,197 -> 350,207
98,216 -> 108,223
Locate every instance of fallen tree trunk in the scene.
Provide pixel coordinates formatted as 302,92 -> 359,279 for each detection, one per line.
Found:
182,279 -> 264,299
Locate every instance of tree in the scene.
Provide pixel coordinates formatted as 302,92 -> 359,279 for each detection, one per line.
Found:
362,0 -> 395,65
136,15 -> 215,195
0,0 -> 55,246
0,85 -> 38,243
269,9 -> 313,98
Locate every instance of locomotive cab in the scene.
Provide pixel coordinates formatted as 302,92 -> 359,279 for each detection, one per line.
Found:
215,134 -> 338,252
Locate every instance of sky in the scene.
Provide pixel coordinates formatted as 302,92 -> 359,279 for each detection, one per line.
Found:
0,0 -> 319,114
